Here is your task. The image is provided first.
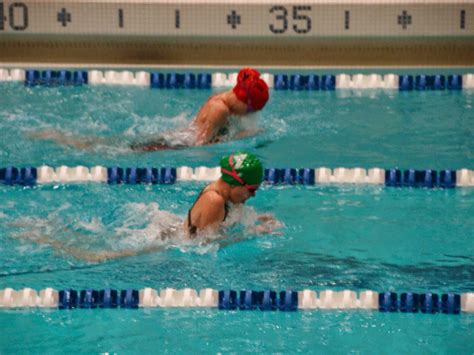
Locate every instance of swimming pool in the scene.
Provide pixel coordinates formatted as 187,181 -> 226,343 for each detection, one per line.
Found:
0,69 -> 473,353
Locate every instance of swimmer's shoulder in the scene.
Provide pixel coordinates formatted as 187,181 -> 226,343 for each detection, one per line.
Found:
207,92 -> 231,108
195,93 -> 229,121
192,189 -> 226,224
197,189 -> 225,207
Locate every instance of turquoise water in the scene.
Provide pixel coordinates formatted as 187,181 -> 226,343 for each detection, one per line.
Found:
0,74 -> 473,353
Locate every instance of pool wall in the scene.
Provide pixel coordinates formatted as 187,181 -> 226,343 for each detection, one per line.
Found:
0,0 -> 473,66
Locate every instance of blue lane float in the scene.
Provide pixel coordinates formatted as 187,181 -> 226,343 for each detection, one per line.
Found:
197,73 -> 212,89
25,70 -> 40,86
260,290 -> 278,311
438,170 -> 456,188
385,169 -> 456,188
79,289 -> 99,309
289,75 -> 320,90
447,75 -> 462,90
150,72 -> 211,89
25,70 -> 87,86
219,290 -> 288,311
107,167 -> 125,184
420,293 -> 440,313
379,292 -> 460,314
400,292 -> 420,313
166,73 -> 189,89
399,75 -> 414,91
218,290 -> 238,310
400,74 -> 463,91
275,74 -> 335,91
264,168 -> 282,184
99,289 -> 119,308
432,75 -> 446,90
401,169 -> 438,188
159,167 -> 177,184
150,73 -> 165,89
107,167 -> 176,185
298,168 -> 315,185
0,166 -> 37,186
321,75 -> 336,90
289,74 -> 307,90
281,168 -> 297,185
120,289 -> 139,309
415,75 -> 432,90
59,289 -> 138,309
379,292 -> 398,312
414,75 -> 447,90
274,74 -> 288,90
279,290 -> 298,311
441,293 -> 461,314
140,167 -> 159,184
238,290 -> 259,310
264,168 -> 315,185
58,289 -> 78,309
385,169 -> 402,187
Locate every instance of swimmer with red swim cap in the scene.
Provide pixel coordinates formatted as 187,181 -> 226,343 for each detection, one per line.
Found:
131,68 -> 270,150
29,68 -> 270,151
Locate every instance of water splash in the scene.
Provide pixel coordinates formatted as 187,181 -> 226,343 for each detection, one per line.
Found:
6,201 -> 283,262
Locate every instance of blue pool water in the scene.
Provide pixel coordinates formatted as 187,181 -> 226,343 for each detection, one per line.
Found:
0,73 -> 473,353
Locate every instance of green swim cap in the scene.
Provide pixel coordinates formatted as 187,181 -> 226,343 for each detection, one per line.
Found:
220,152 -> 263,187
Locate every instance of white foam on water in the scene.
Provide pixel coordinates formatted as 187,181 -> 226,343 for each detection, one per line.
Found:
114,202 -> 182,247
125,112 -> 192,137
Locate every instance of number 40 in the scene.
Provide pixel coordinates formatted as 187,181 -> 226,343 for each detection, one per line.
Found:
269,6 -> 312,34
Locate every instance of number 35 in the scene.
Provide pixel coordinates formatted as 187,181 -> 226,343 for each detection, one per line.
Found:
269,6 -> 312,34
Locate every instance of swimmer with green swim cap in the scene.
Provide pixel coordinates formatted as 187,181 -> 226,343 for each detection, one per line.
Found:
186,151 -> 280,236
9,151 -> 280,263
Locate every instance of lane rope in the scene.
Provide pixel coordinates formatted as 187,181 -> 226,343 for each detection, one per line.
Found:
1,69 -> 473,90
0,287 -> 472,313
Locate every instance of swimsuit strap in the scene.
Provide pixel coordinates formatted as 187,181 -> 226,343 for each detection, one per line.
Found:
188,187 -> 229,236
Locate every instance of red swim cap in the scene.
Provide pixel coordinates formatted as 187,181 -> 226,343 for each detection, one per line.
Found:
237,68 -> 261,84
233,68 -> 269,111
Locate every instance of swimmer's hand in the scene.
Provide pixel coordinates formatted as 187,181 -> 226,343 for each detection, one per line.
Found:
28,129 -> 98,150
250,214 -> 284,235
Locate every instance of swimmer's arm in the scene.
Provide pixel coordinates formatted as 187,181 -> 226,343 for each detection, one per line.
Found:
196,102 -> 230,145
28,129 -> 110,150
12,230 -> 165,263
64,245 -> 166,262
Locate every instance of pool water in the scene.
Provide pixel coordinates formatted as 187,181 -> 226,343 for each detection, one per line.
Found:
0,72 -> 473,353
